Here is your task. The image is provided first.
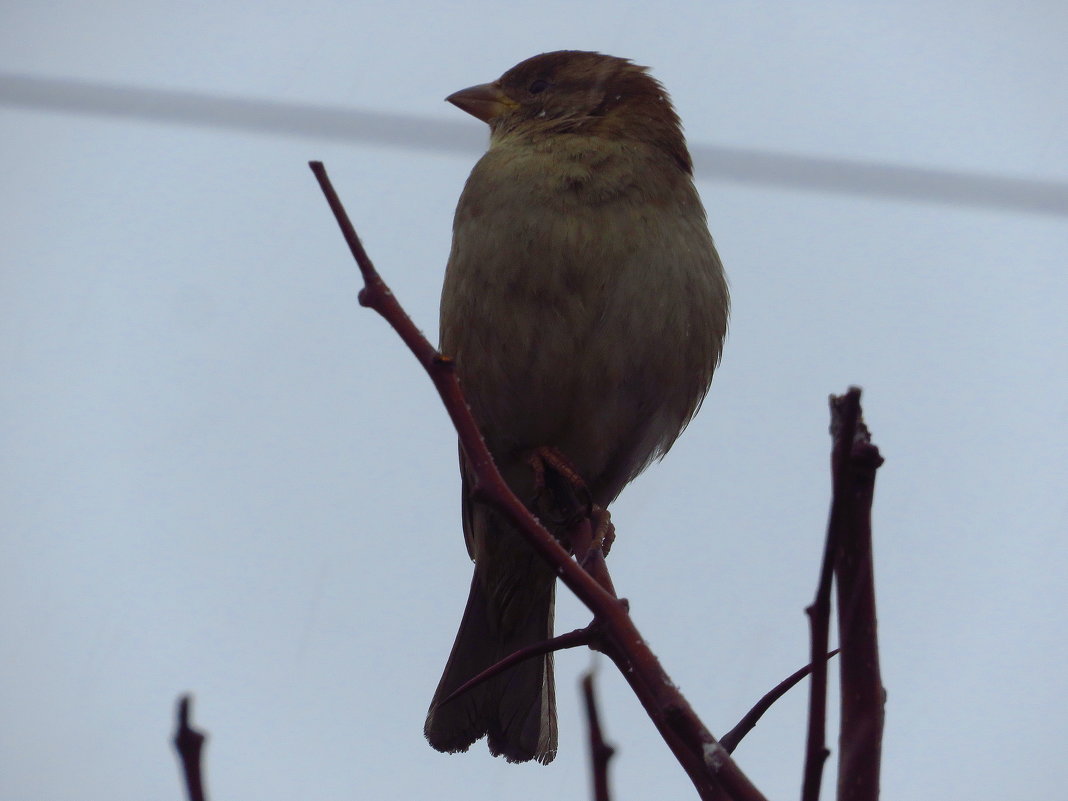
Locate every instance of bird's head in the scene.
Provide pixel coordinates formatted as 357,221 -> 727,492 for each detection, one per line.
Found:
447,50 -> 692,174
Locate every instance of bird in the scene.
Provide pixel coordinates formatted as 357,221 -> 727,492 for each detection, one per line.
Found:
425,50 -> 729,765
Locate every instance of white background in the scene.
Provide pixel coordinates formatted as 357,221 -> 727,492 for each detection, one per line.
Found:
2,2 -> 1066,799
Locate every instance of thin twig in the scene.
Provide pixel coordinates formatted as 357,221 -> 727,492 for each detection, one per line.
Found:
582,670 -> 615,801
172,695 -> 208,801
309,161 -> 765,801
720,650 -> 840,754
439,626 -> 596,706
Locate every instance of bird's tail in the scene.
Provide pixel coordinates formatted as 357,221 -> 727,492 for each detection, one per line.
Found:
424,567 -> 558,764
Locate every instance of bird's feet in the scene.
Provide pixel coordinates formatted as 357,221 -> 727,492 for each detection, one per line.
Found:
590,506 -> 615,557
525,446 -> 593,528
525,445 -> 614,554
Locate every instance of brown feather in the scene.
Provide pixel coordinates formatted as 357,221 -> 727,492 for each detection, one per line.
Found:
428,50 -> 729,764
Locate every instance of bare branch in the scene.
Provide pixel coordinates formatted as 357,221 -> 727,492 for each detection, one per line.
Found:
310,161 -> 765,801
800,385 -> 856,801
801,387 -> 885,801
582,671 -> 615,801
438,626 -> 596,707
831,397 -> 885,801
172,695 -> 208,801
720,650 -> 839,754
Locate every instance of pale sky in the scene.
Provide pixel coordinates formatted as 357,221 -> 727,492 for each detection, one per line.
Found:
2,2 -> 1067,800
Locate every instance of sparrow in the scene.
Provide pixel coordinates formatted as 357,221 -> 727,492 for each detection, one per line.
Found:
425,50 -> 729,764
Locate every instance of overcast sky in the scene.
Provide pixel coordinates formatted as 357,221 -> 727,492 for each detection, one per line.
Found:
2,3 -> 1067,800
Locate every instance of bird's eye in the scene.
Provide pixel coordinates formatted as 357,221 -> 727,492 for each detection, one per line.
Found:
528,79 -> 550,95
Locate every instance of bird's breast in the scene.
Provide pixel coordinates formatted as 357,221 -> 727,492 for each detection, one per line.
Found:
440,142 -> 727,496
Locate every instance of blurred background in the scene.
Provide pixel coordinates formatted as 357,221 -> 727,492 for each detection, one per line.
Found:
2,2 -> 1066,799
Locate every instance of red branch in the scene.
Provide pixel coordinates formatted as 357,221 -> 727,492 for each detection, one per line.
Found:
832,395 -> 885,801
801,388 -> 885,801
309,161 -> 765,801
172,695 -> 208,801
720,650 -> 839,754
582,671 -> 615,801
438,626 -> 595,707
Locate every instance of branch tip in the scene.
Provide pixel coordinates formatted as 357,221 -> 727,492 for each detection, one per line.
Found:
172,694 -> 208,801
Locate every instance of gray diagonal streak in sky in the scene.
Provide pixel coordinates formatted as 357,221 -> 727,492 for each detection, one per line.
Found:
2,72 -> 1066,217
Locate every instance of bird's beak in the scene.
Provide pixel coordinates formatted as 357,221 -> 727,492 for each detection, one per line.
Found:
446,82 -> 517,123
